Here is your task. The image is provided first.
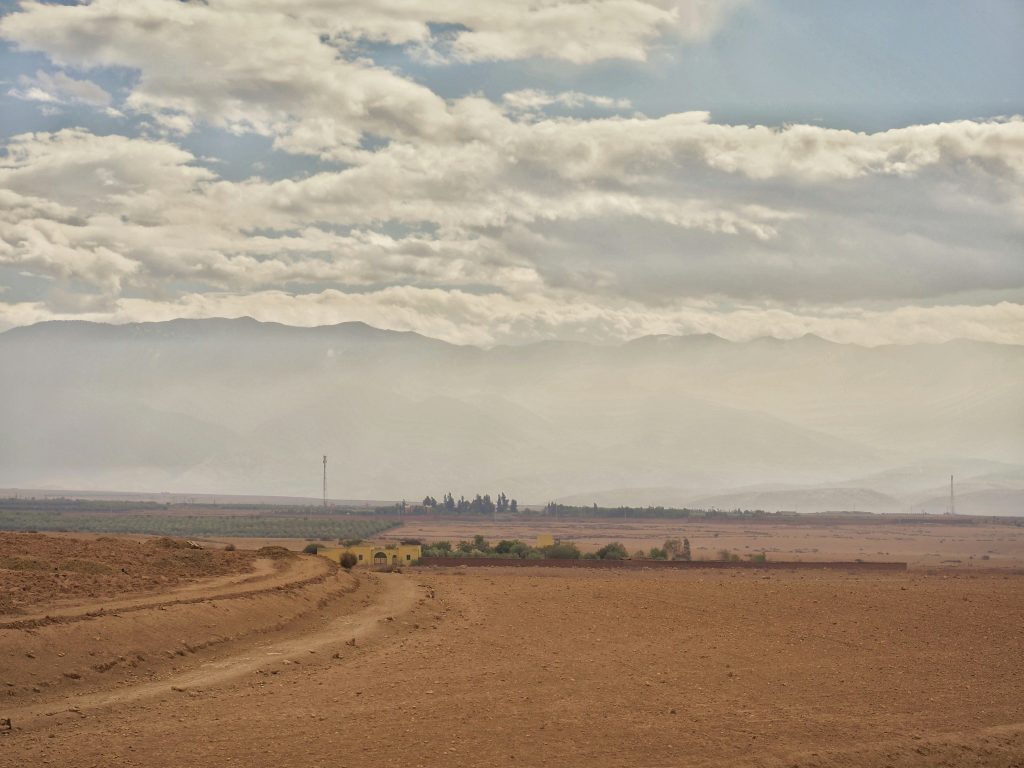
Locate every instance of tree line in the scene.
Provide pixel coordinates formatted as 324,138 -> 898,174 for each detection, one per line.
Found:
420,536 -> 694,561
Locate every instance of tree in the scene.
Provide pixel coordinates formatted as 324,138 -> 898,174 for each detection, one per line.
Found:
510,498 -> 518,513
596,542 -> 629,560
663,538 -> 683,559
443,493 -> 455,511
681,538 -> 692,561
648,547 -> 667,560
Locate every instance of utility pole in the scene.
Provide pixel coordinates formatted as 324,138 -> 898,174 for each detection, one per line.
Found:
323,455 -> 328,509
949,474 -> 955,516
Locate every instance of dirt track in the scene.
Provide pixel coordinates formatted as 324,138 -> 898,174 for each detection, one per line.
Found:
3,548 -> 1023,767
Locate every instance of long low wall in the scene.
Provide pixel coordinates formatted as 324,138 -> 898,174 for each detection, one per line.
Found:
418,557 -> 907,571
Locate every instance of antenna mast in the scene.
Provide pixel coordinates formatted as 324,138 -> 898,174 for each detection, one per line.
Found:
323,455 -> 328,509
949,474 -> 954,516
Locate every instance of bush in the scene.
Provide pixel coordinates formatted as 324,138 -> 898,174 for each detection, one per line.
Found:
223,543 -> 236,552
339,552 -> 358,570
595,542 -> 629,560
748,552 -> 767,563
648,547 -> 667,560
302,543 -> 319,554
509,541 -> 534,558
543,542 -> 581,559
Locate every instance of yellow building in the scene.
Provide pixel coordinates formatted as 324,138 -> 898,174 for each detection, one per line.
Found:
317,542 -> 422,568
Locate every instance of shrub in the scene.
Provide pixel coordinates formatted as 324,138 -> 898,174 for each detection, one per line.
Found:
543,542 -> 581,560
648,547 -> 667,560
509,541 -> 534,558
302,543 -> 319,554
339,552 -> 358,570
224,543 -> 236,552
718,549 -> 732,561
748,552 -> 767,563
595,542 -> 629,560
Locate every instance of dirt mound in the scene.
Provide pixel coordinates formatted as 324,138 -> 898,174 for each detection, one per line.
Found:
255,545 -> 297,560
0,532 -> 257,615
148,536 -> 199,550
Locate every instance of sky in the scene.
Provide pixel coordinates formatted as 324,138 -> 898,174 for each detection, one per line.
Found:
0,0 -> 1022,347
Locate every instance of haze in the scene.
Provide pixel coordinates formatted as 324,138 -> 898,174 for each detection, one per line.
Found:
0,318 -> 1021,513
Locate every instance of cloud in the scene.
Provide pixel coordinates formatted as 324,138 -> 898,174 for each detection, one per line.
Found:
2,112 -> 1023,315
2,290 -> 1022,348
502,89 -> 632,114
0,1 -> 1020,346
0,0 -> 452,158
8,69 -> 111,106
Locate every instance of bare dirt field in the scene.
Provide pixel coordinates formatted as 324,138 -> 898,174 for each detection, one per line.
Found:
1,530 -> 1023,767
0,532 -> 260,616
383,517 -> 1024,568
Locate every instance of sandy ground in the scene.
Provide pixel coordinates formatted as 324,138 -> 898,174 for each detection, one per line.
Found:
0,532 -> 259,615
382,517 -> 1024,568
1,531 -> 1023,767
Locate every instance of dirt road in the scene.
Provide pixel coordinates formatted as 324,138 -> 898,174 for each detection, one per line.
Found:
4,571 -> 419,729
2,563 -> 1022,767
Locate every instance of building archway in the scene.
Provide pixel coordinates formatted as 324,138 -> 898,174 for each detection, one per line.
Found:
373,551 -> 387,566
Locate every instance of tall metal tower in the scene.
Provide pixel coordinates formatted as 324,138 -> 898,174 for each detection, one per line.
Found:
949,474 -> 955,516
322,455 -> 328,508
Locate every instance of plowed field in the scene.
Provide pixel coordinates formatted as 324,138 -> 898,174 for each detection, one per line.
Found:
2,535 -> 1023,767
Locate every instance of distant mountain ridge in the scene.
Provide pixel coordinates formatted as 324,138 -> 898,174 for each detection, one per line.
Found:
2,318 -> 1022,511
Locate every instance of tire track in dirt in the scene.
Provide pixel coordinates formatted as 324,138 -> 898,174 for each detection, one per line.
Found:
0,555 -> 330,631
4,573 -> 420,730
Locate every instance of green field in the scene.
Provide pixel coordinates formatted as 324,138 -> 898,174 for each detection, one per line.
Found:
0,510 -> 400,540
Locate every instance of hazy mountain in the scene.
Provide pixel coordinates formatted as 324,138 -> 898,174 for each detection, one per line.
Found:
1,318 -> 1022,509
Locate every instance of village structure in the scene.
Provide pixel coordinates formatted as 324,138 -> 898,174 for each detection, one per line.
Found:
317,541 -> 422,567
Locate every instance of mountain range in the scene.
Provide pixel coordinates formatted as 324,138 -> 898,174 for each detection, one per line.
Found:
1,318 -> 1022,514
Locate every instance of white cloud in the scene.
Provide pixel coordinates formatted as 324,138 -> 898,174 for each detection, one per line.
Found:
9,69 -> 111,106
0,1 -> 1021,347
2,290 -> 1022,349
502,89 -> 632,114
